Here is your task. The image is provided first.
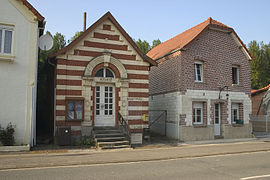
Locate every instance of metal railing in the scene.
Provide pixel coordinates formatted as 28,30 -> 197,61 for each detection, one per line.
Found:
250,115 -> 270,136
149,110 -> 167,136
118,112 -> 131,144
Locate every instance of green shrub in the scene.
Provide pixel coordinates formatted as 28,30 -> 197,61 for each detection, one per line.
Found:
74,136 -> 95,146
0,123 -> 15,146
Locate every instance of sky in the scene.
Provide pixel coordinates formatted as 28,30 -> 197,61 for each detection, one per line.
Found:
28,0 -> 270,46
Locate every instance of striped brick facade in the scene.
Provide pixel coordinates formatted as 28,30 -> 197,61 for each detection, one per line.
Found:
54,12 -> 154,144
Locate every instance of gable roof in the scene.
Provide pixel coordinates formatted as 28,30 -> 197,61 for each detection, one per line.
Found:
251,84 -> 270,96
51,11 -> 157,66
19,0 -> 44,22
147,17 -> 253,61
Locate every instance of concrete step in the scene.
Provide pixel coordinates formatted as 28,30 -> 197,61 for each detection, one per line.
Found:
101,144 -> 131,150
96,136 -> 125,142
95,133 -> 124,138
98,140 -> 129,146
93,126 -> 130,150
94,129 -> 122,134
93,126 -> 119,130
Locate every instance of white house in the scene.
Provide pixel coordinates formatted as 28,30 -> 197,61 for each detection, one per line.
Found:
0,0 -> 44,147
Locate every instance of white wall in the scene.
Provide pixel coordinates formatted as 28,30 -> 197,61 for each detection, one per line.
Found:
149,92 -> 181,139
183,89 -> 252,125
0,0 -> 39,145
149,90 -> 252,141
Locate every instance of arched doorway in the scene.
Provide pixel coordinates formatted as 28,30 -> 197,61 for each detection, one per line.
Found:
94,68 -> 115,126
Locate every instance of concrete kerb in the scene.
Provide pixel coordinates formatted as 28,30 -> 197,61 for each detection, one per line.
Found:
0,145 -> 30,152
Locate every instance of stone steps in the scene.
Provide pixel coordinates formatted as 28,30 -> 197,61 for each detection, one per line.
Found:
93,126 -> 130,149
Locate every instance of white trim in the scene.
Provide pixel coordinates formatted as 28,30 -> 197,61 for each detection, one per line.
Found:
56,85 -> 82,90
231,33 -> 252,60
232,66 -> 239,85
231,103 -> 239,123
0,24 -> 14,56
193,102 -> 203,125
194,61 -> 203,82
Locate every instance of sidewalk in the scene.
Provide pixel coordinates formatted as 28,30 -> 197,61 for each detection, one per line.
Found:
0,139 -> 270,170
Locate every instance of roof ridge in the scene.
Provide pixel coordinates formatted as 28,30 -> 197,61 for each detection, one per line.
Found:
147,17 -> 234,60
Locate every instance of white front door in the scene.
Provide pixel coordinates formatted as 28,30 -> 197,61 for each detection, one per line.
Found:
214,103 -> 221,136
95,85 -> 115,126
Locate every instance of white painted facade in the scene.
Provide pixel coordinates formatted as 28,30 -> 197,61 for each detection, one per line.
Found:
0,0 -> 42,146
149,90 -> 252,141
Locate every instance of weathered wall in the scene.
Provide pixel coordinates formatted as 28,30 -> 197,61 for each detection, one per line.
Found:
0,0 -> 39,145
149,28 -> 252,141
149,92 -> 181,139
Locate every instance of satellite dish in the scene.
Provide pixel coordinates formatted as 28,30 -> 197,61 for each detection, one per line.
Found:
39,34 -> 53,51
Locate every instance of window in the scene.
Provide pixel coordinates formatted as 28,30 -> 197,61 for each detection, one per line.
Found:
231,103 -> 239,123
193,103 -> 203,124
95,68 -> 114,78
194,62 -> 203,82
66,100 -> 84,120
0,25 -> 13,54
232,66 -> 239,85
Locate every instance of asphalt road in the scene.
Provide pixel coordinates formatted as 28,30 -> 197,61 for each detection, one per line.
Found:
1,151 -> 270,180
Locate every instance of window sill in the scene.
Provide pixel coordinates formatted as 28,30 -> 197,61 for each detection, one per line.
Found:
194,81 -> 204,83
193,124 -> 207,128
0,54 -> 14,63
232,84 -> 240,86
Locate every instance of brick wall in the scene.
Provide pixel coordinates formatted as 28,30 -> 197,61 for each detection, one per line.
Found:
55,19 -> 150,138
150,28 -> 251,96
251,92 -> 265,115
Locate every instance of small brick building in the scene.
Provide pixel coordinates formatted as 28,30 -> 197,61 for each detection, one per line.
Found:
251,84 -> 270,115
51,12 -> 156,144
147,18 -> 253,141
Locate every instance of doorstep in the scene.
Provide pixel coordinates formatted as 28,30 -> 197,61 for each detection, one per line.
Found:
0,145 -> 30,152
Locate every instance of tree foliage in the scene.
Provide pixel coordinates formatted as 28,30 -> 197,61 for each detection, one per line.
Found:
152,39 -> 161,48
249,41 -> 270,89
68,31 -> 83,44
37,31 -> 66,140
136,39 -> 151,55
135,39 -> 162,55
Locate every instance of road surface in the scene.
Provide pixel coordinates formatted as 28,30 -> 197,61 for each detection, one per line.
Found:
1,150 -> 270,180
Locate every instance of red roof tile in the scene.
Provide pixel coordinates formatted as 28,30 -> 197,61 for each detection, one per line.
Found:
147,17 -> 252,60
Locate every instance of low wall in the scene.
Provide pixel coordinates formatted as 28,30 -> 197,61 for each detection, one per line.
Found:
222,124 -> 252,139
179,125 -> 214,141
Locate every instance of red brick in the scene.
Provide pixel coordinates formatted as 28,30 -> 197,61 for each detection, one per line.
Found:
84,41 -> 128,51
94,32 -> 119,41
128,92 -> 148,98
128,101 -> 148,106
129,83 -> 149,89
56,89 -> 82,96
128,110 -> 148,116
103,24 -> 111,30
128,74 -> 149,80
56,69 -> 84,76
56,79 -> 82,86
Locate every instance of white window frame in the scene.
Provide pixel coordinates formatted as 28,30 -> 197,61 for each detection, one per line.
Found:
231,103 -> 239,123
194,61 -> 203,82
193,102 -> 203,125
0,24 -> 14,55
95,68 -> 115,78
232,66 -> 239,85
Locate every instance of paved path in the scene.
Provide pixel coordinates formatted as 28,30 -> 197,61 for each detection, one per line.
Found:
1,150 -> 270,180
1,140 -> 270,170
